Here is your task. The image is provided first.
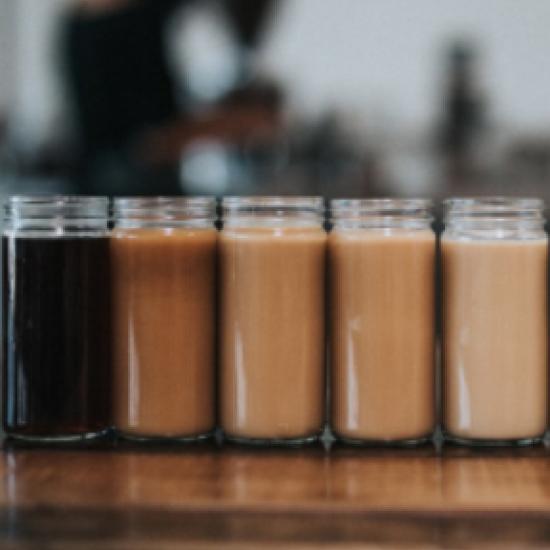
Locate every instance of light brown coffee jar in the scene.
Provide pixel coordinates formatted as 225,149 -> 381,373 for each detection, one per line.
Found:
442,197 -> 548,446
329,199 -> 436,445
111,197 -> 217,442
219,197 -> 327,445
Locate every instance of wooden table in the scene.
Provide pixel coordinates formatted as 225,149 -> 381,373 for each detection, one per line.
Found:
2,441 -> 550,548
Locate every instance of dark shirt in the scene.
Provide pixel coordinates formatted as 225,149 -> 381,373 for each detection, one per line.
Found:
64,0 -> 275,159
65,0 -> 186,156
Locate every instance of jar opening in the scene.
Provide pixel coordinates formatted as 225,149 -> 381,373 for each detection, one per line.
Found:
5,195 -> 108,218
113,197 -> 216,227
222,196 -> 324,227
330,198 -> 433,229
444,197 -> 544,218
4,195 -> 109,234
444,197 -> 546,237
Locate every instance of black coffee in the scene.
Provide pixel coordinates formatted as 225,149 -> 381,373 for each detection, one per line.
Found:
2,236 -> 111,438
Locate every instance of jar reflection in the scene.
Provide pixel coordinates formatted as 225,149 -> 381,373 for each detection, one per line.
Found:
217,450 -> 329,503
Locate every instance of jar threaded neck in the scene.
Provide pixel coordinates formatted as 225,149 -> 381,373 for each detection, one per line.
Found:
4,196 -> 109,233
444,197 -> 546,238
330,198 -> 433,229
113,197 -> 216,227
222,196 -> 324,227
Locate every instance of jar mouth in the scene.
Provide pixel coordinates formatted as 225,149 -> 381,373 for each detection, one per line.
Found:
113,196 -> 215,209
223,196 -> 324,212
114,196 -> 215,215
7,195 -> 107,204
112,196 -> 217,227
222,196 -> 324,226
3,195 -> 109,234
444,197 -> 546,237
5,195 -> 108,214
329,198 -> 433,230
331,198 -> 432,217
4,195 -> 109,221
444,197 -> 545,218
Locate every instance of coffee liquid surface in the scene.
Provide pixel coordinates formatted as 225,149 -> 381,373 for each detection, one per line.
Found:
2,235 -> 111,436
111,228 -> 217,437
330,229 -> 435,441
443,237 -> 548,440
220,226 -> 326,440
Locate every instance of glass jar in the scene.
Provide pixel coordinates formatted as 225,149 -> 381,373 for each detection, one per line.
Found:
111,197 -> 217,442
2,196 -> 111,441
219,197 -> 327,445
442,197 -> 547,446
329,199 -> 436,445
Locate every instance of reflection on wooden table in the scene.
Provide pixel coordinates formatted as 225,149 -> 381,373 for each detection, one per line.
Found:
2,443 -> 550,547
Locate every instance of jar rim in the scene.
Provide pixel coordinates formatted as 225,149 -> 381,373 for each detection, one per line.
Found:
331,198 -> 432,213
3,195 -> 109,233
112,196 -> 216,226
4,195 -> 109,222
222,196 -> 324,211
444,196 -> 544,214
113,196 -> 216,209
6,195 -> 108,207
221,196 -> 323,227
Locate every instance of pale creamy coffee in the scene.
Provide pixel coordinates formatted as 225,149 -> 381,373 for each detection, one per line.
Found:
443,237 -> 548,442
219,225 -> 326,441
111,226 -> 217,439
330,229 -> 435,442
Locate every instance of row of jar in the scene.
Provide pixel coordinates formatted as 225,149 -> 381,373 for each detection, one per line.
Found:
2,195 -> 547,446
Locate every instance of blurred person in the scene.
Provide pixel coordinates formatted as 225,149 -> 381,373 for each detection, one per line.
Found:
63,0 -> 280,195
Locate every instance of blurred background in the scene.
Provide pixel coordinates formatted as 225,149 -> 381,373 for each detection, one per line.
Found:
1,0 -> 550,200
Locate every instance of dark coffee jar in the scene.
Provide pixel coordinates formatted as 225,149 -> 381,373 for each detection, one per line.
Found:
2,196 -> 111,442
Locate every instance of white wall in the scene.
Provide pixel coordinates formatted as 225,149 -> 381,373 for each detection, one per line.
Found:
261,0 -> 550,132
0,0 -> 17,115
11,0 -> 71,149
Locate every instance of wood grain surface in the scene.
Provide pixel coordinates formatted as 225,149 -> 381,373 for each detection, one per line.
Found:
2,441 -> 550,548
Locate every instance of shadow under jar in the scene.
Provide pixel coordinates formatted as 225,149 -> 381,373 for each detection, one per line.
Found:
329,199 -> 436,445
2,196 -> 111,442
219,197 -> 327,445
111,197 -> 217,442
442,197 -> 548,446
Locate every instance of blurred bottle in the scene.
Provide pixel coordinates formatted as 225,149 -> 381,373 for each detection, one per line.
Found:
438,41 -> 487,184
